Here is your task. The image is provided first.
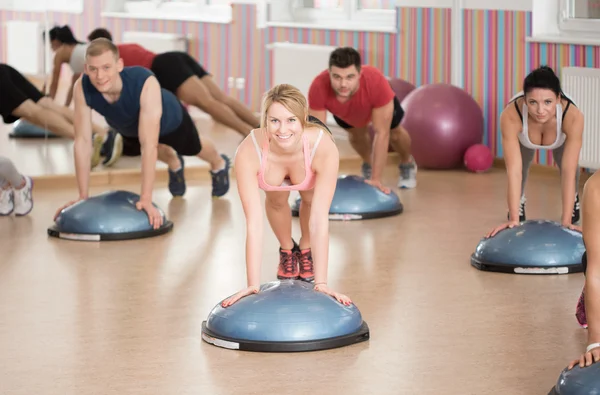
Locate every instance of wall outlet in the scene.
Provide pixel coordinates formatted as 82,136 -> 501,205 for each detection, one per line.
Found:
235,77 -> 245,90
227,77 -> 235,89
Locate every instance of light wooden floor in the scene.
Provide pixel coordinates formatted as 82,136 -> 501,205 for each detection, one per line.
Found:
0,161 -> 587,394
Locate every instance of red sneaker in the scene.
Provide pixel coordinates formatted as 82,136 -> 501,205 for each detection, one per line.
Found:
297,248 -> 314,282
277,247 -> 299,279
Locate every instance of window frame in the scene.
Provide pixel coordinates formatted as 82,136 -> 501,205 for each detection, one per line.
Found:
558,0 -> 600,34
266,0 -> 398,34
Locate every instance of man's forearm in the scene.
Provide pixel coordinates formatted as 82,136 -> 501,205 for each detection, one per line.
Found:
73,139 -> 91,199
370,129 -> 389,181
140,144 -> 158,201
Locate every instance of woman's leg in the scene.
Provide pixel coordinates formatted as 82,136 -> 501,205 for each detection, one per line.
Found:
519,143 -> 535,198
200,76 -> 260,129
37,97 -> 107,137
176,77 -> 255,137
0,156 -> 33,216
553,143 -> 581,222
0,156 -> 26,187
265,191 -> 299,279
297,190 -> 315,282
12,99 -> 75,139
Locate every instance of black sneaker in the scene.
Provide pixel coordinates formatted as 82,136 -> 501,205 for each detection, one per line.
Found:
507,196 -> 526,222
168,155 -> 186,197
573,193 -> 581,224
211,154 -> 231,198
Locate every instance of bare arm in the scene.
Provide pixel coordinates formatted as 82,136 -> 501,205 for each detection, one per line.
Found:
49,49 -> 65,100
560,109 -> 584,225
370,99 -> 394,182
310,135 -> 340,285
500,109 -> 524,221
65,73 -> 81,107
308,108 -> 327,125
72,77 -> 93,199
583,173 -> 600,345
234,139 -> 264,287
138,77 -> 163,203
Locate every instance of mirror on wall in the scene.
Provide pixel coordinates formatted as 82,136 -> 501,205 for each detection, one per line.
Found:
2,0 -> 245,182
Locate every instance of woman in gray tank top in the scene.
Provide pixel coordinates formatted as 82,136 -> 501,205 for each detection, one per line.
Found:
486,66 -> 584,238
46,25 -> 87,107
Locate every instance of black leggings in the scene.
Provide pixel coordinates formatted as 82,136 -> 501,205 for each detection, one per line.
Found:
0,64 -> 44,124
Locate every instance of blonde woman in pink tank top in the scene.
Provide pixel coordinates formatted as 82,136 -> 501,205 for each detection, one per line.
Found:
221,84 -> 352,308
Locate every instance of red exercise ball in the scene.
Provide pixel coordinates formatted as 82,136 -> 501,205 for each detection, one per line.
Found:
400,83 -> 484,169
464,144 -> 494,173
368,78 -> 416,152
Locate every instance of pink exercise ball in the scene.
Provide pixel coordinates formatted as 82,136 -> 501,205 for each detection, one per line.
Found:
368,78 -> 416,152
464,144 -> 493,173
400,84 -> 484,169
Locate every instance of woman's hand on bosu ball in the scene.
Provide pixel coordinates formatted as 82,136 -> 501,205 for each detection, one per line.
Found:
314,283 -> 353,306
568,346 -> 600,370
486,220 -> 520,238
221,285 -> 260,308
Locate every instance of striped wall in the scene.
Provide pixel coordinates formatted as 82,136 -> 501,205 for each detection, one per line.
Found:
262,7 -> 452,92
463,9 -> 600,166
0,0 -> 237,95
2,2 -> 600,167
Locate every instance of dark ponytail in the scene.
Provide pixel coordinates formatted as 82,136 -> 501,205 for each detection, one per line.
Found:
523,65 -> 563,97
48,25 -> 83,45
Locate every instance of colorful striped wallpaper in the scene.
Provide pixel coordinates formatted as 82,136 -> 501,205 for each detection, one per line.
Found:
1,3 -> 600,167
263,7 -> 452,91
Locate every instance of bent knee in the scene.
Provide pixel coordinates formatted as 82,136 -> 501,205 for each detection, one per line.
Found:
265,193 -> 291,210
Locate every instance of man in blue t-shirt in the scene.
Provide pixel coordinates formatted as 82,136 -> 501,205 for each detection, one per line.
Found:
55,38 -> 230,228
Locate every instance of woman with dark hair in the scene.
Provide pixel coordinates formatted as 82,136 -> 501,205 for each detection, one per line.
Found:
487,66 -> 584,238
46,25 -> 87,106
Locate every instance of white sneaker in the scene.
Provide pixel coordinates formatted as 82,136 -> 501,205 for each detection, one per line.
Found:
13,176 -> 33,216
398,159 -> 417,189
0,187 -> 14,215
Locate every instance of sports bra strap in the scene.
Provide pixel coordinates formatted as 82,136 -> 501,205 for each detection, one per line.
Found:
310,129 -> 324,162
250,130 -> 262,165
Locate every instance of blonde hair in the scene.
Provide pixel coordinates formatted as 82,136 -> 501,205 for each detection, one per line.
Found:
260,84 -> 323,131
86,37 -> 119,59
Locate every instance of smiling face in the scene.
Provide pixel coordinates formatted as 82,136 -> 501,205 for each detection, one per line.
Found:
265,101 -> 304,148
524,88 -> 559,123
84,49 -> 123,94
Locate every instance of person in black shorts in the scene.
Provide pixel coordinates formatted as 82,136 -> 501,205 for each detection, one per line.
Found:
54,38 -> 231,228
85,27 -> 260,137
0,63 -> 121,168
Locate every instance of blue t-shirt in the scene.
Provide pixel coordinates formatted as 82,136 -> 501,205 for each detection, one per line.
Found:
81,66 -> 183,137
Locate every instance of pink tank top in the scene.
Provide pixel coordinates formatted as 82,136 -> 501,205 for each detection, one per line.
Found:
251,129 -> 324,192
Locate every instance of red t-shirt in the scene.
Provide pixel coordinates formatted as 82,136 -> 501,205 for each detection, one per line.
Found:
308,65 -> 395,128
117,43 -> 157,69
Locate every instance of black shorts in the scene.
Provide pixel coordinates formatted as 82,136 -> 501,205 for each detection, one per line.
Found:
0,64 -> 44,124
150,52 -> 210,93
333,96 -> 404,130
121,104 -> 202,157
308,115 -> 333,135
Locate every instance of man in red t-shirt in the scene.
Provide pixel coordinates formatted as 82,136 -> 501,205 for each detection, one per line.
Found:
308,47 -> 416,190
